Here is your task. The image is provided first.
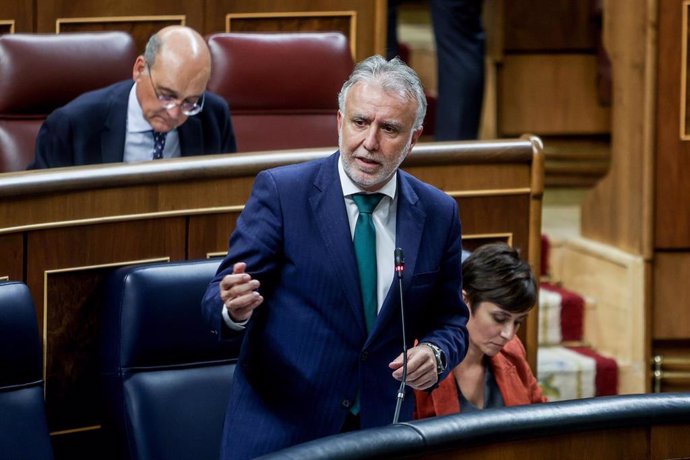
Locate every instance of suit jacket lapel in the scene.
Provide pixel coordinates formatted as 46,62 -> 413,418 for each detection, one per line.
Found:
178,115 -> 203,156
310,153 -> 368,335
369,172 -> 425,343
101,81 -> 132,164
394,174 -> 425,293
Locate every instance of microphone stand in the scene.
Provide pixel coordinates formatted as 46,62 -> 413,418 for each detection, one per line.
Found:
392,248 -> 407,424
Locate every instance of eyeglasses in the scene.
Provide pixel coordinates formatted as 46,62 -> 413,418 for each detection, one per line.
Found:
146,63 -> 205,116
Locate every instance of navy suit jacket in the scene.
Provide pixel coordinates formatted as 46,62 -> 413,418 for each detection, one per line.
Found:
202,152 -> 469,459
29,80 -> 236,169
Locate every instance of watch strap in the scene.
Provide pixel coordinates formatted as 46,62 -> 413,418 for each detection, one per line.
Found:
421,342 -> 447,374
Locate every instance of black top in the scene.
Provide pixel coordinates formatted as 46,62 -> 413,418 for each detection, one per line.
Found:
459,358 -> 505,412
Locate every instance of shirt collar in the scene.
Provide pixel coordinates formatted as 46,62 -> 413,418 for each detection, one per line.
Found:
127,82 -> 155,134
338,154 -> 397,200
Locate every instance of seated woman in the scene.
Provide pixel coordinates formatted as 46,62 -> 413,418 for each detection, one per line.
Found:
416,242 -> 546,417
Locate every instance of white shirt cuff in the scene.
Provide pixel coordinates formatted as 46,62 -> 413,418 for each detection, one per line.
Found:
222,305 -> 248,331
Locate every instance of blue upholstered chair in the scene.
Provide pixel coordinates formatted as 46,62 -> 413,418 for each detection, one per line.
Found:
100,259 -> 239,460
0,281 -> 54,460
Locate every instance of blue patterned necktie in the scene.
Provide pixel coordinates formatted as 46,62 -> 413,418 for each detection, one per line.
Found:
152,131 -> 167,159
352,193 -> 384,333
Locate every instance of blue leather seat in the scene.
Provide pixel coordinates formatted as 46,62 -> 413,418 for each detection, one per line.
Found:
0,281 -> 54,460
100,259 -> 239,460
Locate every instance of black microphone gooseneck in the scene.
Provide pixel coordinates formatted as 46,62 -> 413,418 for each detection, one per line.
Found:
392,248 -> 407,424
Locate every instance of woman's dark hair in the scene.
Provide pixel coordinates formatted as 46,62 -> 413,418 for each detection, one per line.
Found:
462,242 -> 537,314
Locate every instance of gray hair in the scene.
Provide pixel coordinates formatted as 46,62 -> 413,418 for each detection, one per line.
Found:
143,33 -> 162,67
338,55 -> 427,130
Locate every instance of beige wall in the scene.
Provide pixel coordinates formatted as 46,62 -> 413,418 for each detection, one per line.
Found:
551,238 -> 648,394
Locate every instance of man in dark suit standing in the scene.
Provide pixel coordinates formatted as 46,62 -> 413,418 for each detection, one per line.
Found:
431,0 -> 485,140
29,25 -> 236,169
387,0 -> 485,141
202,55 -> 468,459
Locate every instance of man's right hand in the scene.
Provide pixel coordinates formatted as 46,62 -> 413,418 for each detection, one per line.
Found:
219,262 -> 263,322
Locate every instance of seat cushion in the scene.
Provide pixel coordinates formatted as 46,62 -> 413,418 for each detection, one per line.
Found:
0,386 -> 54,460
123,365 -> 235,460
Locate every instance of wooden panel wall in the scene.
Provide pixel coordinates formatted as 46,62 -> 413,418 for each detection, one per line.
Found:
654,253 -> 690,339
427,427 -> 651,460
580,0 -> 654,256
503,0 -> 598,52
0,0 -> 32,33
576,0 -> 690,392
55,16 -> 185,52
499,55 -> 611,136
655,0 -> 690,249
422,424 -> 690,460
497,0 -> 611,187
3,0 -> 386,59
0,234 -> 22,281
206,0 -> 386,61
34,0 -> 202,34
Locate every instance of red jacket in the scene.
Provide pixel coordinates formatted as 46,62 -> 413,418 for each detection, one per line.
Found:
415,337 -> 546,418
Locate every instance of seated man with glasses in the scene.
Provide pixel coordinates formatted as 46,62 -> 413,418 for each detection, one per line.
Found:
29,25 -> 236,169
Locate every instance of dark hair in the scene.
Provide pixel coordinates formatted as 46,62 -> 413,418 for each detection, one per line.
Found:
462,242 -> 537,314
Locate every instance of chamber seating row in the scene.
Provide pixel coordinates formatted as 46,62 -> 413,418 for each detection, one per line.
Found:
1,259 -> 239,460
0,137 -> 545,457
0,32 -> 137,172
0,30 -> 354,172
6,259 -> 689,460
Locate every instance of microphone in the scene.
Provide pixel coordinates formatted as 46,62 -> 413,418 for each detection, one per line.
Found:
392,248 -> 407,424
394,248 -> 405,280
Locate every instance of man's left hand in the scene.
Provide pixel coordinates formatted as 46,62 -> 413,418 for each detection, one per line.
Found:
389,345 -> 438,390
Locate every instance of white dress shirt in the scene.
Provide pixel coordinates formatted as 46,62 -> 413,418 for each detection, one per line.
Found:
124,83 -> 180,162
338,156 -> 398,314
222,155 -> 399,329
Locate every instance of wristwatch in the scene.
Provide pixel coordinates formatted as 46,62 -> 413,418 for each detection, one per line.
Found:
421,342 -> 447,374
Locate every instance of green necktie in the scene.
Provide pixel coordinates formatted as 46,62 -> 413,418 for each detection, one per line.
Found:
352,193 -> 384,333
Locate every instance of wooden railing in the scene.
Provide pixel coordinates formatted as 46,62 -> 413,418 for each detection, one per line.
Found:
259,393 -> 690,460
652,355 -> 690,392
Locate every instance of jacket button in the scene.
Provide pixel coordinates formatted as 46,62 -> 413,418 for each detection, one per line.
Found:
341,399 -> 351,408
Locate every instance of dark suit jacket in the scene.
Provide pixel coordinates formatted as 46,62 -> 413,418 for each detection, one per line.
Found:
201,152 -> 469,459
29,80 -> 236,169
